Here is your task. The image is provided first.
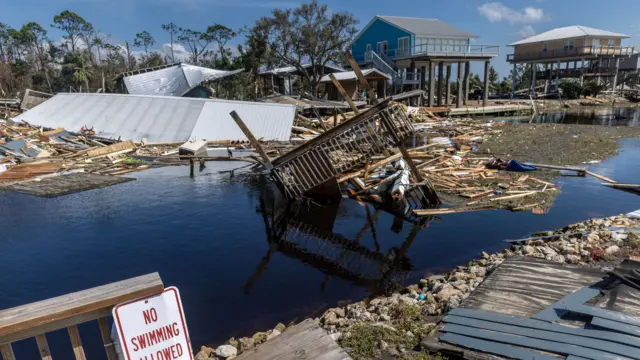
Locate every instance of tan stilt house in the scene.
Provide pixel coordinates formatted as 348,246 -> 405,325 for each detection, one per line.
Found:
507,26 -> 633,96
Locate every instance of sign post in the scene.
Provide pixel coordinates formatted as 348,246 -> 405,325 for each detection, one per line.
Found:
113,287 -> 193,360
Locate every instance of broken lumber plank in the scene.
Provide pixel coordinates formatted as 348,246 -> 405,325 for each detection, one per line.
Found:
337,152 -> 403,183
490,191 -> 538,202
601,183 -> 640,191
527,163 -> 586,173
329,73 -> 359,114
413,206 -> 496,216
586,170 -> 616,184
86,140 -> 136,158
460,190 -> 495,199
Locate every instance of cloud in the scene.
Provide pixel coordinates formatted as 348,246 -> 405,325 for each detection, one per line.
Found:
158,43 -> 191,62
518,25 -> 536,39
478,2 -> 546,24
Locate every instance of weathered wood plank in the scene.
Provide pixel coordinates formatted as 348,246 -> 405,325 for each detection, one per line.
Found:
35,334 -> 53,360
534,287 -> 601,322
439,333 -> 558,360
0,344 -> 15,360
86,140 -> 136,158
67,325 -> 87,360
591,317 -> 640,337
98,317 -> 118,360
460,257 -> 606,317
235,319 -> 351,360
0,273 -> 163,344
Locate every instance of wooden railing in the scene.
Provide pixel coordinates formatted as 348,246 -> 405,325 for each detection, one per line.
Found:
0,273 -> 164,360
507,45 -> 635,62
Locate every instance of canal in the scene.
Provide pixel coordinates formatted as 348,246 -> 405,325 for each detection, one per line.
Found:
1,109 -> 639,359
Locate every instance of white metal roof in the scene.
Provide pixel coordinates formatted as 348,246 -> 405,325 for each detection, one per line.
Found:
14,93 -> 295,143
510,25 -> 630,46
123,64 -> 243,97
320,69 -> 391,82
259,63 -> 345,75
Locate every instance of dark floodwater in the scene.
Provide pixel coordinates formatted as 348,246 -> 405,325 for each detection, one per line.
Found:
2,115 -> 640,359
506,105 -> 640,126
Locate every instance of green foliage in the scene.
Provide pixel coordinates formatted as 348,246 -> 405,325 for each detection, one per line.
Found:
559,80 -> 583,99
340,323 -> 393,359
133,31 -> 155,54
51,10 -> 92,52
583,81 -> 605,97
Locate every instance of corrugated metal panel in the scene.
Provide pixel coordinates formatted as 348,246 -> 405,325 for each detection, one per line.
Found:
320,69 -> 390,82
14,93 -> 295,143
192,99 -> 295,142
378,16 -> 478,38
124,64 -> 243,96
123,65 -> 191,97
510,26 -> 630,46
260,63 -> 346,75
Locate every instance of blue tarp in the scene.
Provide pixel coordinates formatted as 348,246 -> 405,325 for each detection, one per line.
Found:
506,160 -> 537,172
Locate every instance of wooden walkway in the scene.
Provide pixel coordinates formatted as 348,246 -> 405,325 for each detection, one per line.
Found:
449,104 -> 534,117
236,319 -> 352,360
423,257 -> 640,359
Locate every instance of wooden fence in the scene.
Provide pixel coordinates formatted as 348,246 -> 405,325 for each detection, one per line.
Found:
0,273 -> 164,360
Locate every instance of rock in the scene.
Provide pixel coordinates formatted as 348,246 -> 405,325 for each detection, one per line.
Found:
611,232 -> 628,243
541,247 -> 557,257
267,329 -> 281,340
405,331 -> 415,337
323,311 -> 339,326
453,271 -> 468,281
409,290 -> 419,298
426,293 -> 436,304
380,314 -> 391,322
524,245 -> 536,256
195,346 -> 213,360
436,284 -> 462,302
605,245 -> 620,255
379,340 -> 389,351
424,303 -> 438,315
566,254 -> 581,264
332,308 -> 346,318
482,251 -> 490,259
337,300 -> 352,307
369,298 -> 383,306
252,331 -> 268,344
330,332 -> 342,341
399,295 -> 419,306
587,233 -> 600,243
427,274 -> 445,282
214,345 -> 238,359
238,337 -> 255,352
446,296 -> 461,310
452,281 -> 469,293
419,279 -> 428,288
275,323 -> 286,332
551,254 -> 565,264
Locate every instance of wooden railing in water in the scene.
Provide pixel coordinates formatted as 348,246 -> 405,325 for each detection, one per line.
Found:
0,273 -> 164,360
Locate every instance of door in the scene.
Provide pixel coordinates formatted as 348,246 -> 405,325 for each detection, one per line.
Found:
592,38 -> 600,54
398,37 -> 409,56
377,41 -> 388,57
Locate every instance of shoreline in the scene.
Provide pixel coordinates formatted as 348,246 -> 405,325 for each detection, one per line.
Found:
197,212 -> 640,359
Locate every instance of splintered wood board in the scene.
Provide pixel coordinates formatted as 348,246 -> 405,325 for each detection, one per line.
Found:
235,319 -> 351,360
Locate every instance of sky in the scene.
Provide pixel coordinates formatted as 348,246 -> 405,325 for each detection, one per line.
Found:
4,0 -> 640,77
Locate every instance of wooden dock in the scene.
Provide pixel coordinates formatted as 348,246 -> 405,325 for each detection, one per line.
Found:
449,104 -> 534,117
236,319 -> 352,360
423,257 -> 640,359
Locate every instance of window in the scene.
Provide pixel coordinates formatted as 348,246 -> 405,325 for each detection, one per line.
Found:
398,37 -> 410,55
608,39 -> 615,47
377,41 -> 388,56
542,42 -> 548,52
564,39 -> 574,50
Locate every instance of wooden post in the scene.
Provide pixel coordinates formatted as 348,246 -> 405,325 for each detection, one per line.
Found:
429,61 -> 435,107
336,107 -> 348,121
421,65 -> 427,104
483,60 -> 490,107
329,73 -> 359,114
36,334 -> 53,360
0,345 -> 15,360
98,317 -> 118,360
311,106 -> 328,131
463,62 -> 470,105
189,158 -> 194,177
230,111 -> 272,168
457,62 -> 463,108
333,107 -> 338,127
67,325 -> 87,360
437,62 -> 444,106
345,50 -> 378,105
445,64 -> 452,105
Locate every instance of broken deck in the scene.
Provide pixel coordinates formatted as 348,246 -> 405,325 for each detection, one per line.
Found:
449,104 -> 534,117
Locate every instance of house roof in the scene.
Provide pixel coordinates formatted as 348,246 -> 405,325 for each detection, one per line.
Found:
510,25 -> 630,46
122,64 -> 243,97
14,93 -> 295,143
260,63 -> 346,75
320,69 -> 391,82
377,16 -> 478,38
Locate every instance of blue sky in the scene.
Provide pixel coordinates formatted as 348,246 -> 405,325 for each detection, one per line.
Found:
4,0 -> 640,77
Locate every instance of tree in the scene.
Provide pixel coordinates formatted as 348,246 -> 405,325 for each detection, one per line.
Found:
123,41 -> 136,71
488,66 -> 498,91
583,81 -> 605,98
51,10 -> 92,52
207,24 -> 236,67
161,23 -> 179,63
559,79 -> 583,99
249,0 -> 358,97
178,28 -> 214,64
139,52 -> 166,68
133,31 -> 155,55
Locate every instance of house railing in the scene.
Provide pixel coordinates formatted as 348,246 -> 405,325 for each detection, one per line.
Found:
355,43 -> 500,64
535,67 -> 619,79
0,273 -> 164,360
507,45 -> 635,62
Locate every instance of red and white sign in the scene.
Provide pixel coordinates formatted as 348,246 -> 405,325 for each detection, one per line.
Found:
113,287 -> 193,360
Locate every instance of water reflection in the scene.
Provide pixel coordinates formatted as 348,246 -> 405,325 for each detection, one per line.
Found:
245,180 -> 433,298
504,106 -> 640,126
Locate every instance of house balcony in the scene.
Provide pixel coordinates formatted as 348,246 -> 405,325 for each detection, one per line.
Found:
535,67 -> 618,79
354,44 -> 501,64
507,46 -> 635,63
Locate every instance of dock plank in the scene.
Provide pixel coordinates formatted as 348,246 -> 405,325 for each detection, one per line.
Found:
235,319 -> 352,360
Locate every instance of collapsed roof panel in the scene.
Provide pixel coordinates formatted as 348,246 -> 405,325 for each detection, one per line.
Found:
14,93 -> 295,143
